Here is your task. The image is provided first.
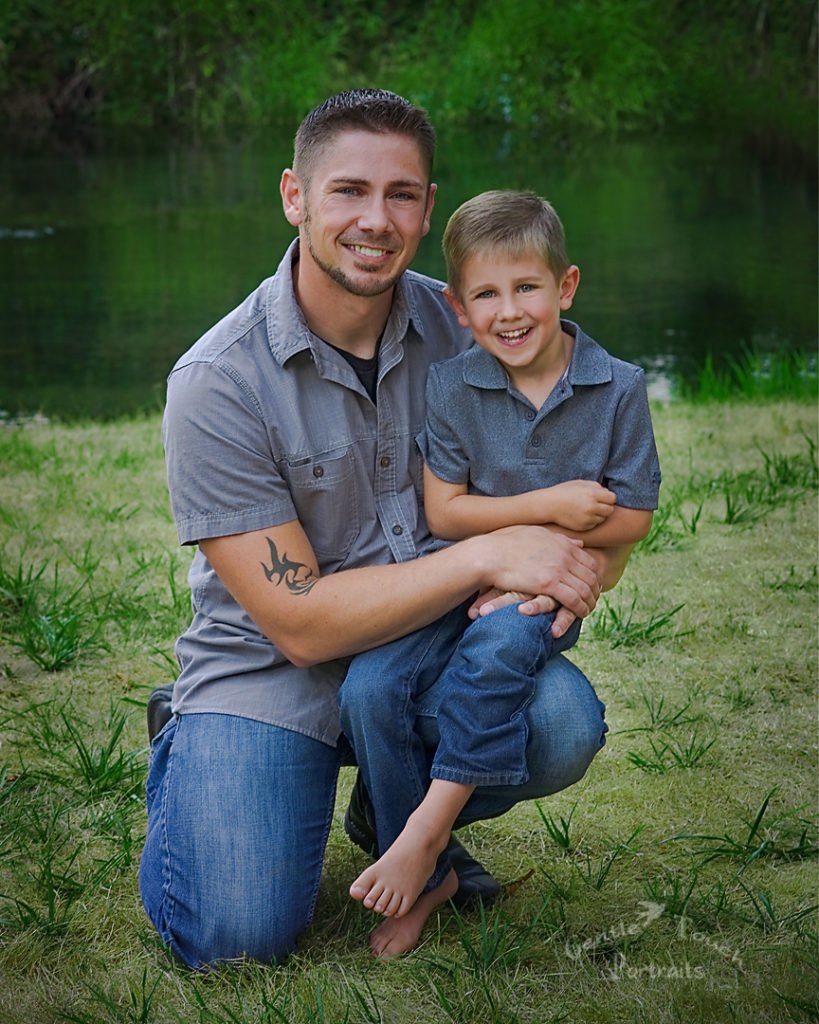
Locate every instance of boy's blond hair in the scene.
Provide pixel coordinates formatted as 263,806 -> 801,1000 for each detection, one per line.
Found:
443,190 -> 570,298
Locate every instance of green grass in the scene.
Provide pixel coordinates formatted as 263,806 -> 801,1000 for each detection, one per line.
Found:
674,345 -> 818,404
0,399 -> 817,1023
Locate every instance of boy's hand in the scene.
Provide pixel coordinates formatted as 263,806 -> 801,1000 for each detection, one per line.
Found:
545,480 -> 616,531
468,588 -> 555,617
468,588 -> 578,637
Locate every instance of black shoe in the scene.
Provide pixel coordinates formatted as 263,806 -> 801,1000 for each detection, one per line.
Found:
343,769 -> 379,857
448,838 -> 502,910
147,684 -> 175,741
343,770 -> 501,910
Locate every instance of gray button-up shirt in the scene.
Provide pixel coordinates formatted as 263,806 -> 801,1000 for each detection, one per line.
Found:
163,240 -> 470,744
418,321 -> 661,510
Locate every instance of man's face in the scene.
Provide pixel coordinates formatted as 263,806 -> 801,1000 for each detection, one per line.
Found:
286,131 -> 435,298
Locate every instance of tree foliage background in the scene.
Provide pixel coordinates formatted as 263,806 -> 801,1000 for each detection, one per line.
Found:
1,0 -> 815,148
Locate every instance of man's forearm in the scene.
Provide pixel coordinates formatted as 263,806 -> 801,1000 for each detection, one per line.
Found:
201,523 -> 600,668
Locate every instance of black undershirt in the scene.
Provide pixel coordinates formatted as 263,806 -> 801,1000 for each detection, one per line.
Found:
326,340 -> 380,403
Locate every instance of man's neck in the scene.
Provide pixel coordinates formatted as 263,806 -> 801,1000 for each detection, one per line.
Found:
293,252 -> 395,360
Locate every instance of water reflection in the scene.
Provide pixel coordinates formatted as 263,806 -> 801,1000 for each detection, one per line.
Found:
0,129 -> 815,419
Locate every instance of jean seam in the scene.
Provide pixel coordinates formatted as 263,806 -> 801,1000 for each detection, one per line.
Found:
157,721 -> 179,954
399,613 -> 458,819
303,755 -> 341,928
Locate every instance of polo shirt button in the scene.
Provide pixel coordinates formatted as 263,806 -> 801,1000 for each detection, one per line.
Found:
392,524 -> 403,535
313,466 -> 324,477
530,437 -> 542,448
380,456 -> 391,467
526,411 -> 535,420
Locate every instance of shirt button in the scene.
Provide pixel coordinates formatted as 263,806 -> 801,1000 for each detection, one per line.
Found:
380,456 -> 391,467
530,437 -> 542,448
392,524 -> 403,536
313,466 -> 324,478
526,410 -> 535,420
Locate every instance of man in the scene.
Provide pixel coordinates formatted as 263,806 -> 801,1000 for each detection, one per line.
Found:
139,90 -> 620,968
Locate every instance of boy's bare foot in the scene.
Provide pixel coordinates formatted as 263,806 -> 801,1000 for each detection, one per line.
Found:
349,814 -> 449,918
370,868 -> 458,958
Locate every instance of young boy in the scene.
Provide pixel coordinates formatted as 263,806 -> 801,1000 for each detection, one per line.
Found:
338,190 -> 661,957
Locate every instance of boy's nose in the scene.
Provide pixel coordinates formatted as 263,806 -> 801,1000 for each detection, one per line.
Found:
497,293 -> 522,319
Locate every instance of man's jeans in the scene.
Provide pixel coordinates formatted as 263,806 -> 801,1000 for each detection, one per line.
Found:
338,603 -> 589,890
139,626 -> 606,967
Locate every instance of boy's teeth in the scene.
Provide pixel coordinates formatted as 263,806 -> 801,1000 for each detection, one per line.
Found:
500,328 -> 528,339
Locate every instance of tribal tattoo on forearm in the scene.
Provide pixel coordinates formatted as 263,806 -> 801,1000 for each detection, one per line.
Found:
260,537 -> 317,596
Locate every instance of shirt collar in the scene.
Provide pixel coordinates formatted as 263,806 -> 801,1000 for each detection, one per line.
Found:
264,239 -> 423,366
461,320 -> 612,389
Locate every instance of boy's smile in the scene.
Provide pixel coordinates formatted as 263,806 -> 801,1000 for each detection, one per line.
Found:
445,252 -> 580,385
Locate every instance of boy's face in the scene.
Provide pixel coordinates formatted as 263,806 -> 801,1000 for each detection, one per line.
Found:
445,250 -> 580,376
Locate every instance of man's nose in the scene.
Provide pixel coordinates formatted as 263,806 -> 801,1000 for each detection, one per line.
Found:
357,196 -> 391,233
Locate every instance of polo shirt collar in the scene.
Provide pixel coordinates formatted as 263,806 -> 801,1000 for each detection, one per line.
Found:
264,240 -> 422,366
461,320 -> 612,389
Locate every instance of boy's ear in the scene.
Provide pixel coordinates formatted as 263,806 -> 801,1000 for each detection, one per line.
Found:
444,286 -> 470,328
559,265 -> 581,310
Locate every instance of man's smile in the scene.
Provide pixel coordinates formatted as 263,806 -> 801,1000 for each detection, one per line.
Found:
343,241 -> 395,260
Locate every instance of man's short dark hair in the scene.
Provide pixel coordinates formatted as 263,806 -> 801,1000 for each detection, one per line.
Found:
293,89 -> 436,188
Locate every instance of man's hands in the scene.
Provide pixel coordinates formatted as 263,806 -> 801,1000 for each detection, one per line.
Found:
470,525 -> 601,636
542,480 -> 616,531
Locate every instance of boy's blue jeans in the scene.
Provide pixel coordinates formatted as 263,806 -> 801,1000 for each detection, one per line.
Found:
139,609 -> 606,968
338,603 -> 588,890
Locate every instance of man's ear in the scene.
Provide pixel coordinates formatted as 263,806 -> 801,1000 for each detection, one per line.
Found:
444,286 -> 470,328
559,265 -> 581,310
421,183 -> 437,238
280,168 -> 304,227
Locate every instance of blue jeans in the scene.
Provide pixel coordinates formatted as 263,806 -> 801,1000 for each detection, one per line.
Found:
139,713 -> 342,969
139,627 -> 606,967
338,604 -> 589,889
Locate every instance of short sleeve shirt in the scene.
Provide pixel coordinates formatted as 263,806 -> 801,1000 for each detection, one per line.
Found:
163,240 -> 471,745
417,321 -> 661,510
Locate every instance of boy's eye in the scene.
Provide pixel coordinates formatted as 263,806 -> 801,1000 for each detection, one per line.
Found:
518,283 -> 536,293
475,289 -> 495,299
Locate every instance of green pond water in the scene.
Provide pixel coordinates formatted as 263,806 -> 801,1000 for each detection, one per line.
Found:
0,127 -> 815,419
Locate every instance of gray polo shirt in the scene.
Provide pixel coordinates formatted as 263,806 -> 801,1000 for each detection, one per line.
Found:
162,240 -> 470,745
418,321 -> 661,510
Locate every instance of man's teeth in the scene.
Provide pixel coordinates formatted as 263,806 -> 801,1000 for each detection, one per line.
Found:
349,244 -> 387,257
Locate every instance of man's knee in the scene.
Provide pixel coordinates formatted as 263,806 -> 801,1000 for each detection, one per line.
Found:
338,656 -> 405,732
529,686 -> 607,792
140,846 -> 308,969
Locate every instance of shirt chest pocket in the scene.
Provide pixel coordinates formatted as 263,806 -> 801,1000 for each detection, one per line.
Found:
283,448 -> 360,562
